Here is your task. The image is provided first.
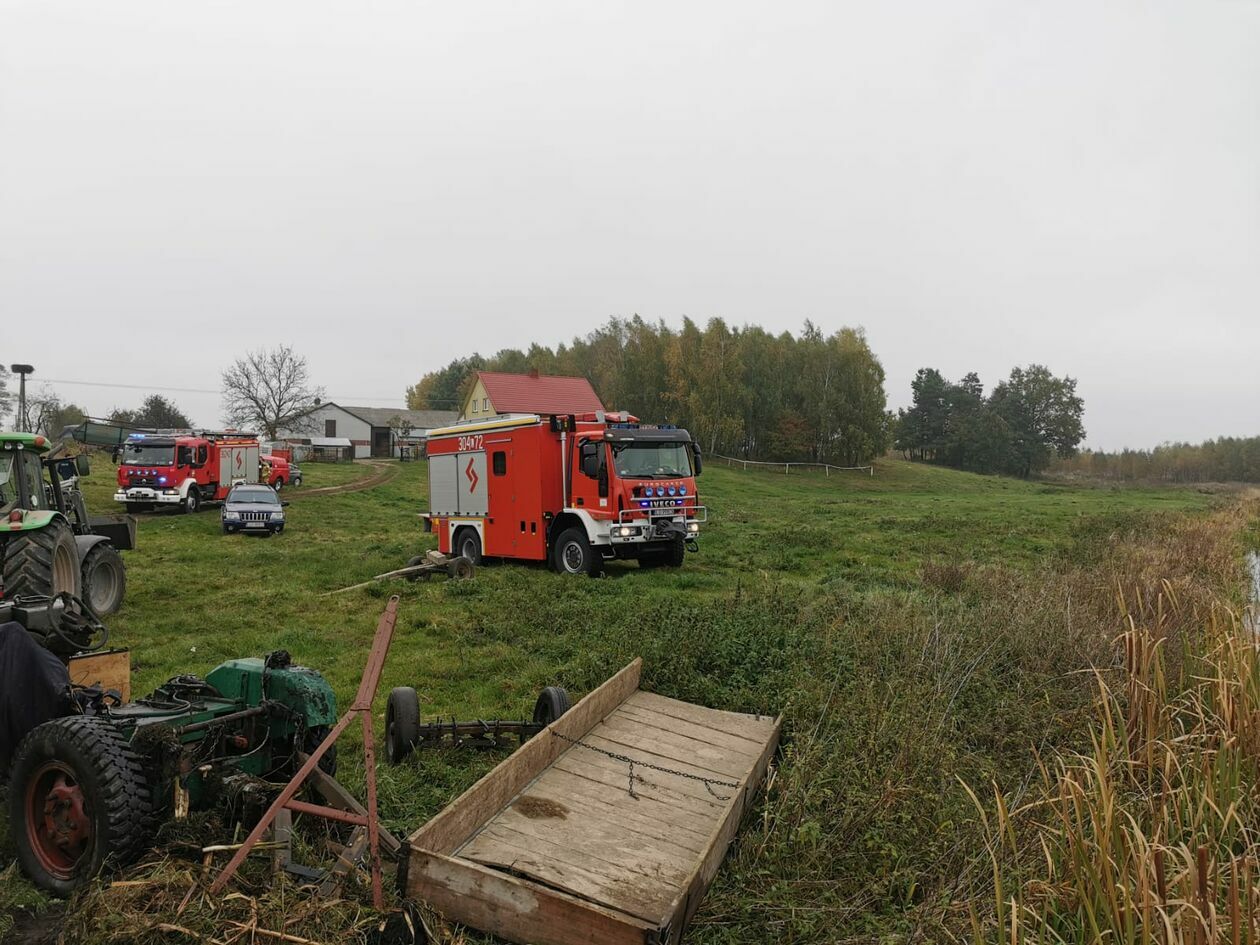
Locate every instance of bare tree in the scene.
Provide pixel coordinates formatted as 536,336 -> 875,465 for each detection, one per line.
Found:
0,366 -> 10,429
220,346 -> 324,439
25,387 -> 86,438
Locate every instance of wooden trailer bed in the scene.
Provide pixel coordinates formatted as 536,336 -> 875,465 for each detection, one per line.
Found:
402,659 -> 781,945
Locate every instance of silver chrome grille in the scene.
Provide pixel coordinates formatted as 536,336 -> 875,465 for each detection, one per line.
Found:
242,511 -> 270,523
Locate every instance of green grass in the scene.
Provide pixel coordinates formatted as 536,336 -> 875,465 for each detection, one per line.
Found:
2,457 -> 1230,943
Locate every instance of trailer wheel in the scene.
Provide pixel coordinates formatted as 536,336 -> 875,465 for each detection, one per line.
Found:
455,528 -> 482,566
447,556 -> 475,580
183,487 -> 200,514
385,687 -> 421,764
2,517 -> 81,600
552,528 -> 600,576
532,686 -> 572,727
403,555 -> 432,581
9,716 -> 152,896
80,543 -> 126,616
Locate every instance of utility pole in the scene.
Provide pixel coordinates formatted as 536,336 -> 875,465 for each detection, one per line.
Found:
10,364 -> 34,431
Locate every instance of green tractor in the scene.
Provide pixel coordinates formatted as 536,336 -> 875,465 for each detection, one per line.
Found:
0,433 -> 133,615
1,595 -> 339,895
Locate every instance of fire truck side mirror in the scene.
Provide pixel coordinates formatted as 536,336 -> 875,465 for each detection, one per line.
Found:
579,442 -> 600,478
692,445 -> 703,476
597,464 -> 609,498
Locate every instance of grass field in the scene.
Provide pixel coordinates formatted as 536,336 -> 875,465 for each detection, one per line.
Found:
2,457 -> 1253,944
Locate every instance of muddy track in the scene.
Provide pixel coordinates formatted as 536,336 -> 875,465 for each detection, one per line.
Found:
289,460 -> 398,499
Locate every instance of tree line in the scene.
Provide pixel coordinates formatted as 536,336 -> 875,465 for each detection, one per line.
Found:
892,365 -> 1085,477
406,316 -> 890,466
1050,437 -> 1260,484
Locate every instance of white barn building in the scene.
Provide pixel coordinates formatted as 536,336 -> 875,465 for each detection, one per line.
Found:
276,402 -> 457,459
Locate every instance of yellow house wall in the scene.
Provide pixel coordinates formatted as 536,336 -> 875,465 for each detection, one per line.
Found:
460,378 -> 493,420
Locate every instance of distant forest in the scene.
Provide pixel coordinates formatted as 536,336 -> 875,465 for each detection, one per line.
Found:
892,366 -> 1086,478
406,316 -> 889,466
1050,437 -> 1260,484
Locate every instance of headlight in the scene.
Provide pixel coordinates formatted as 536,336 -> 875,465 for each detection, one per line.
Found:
271,511 -> 285,520
687,522 -> 700,533
223,511 -> 240,520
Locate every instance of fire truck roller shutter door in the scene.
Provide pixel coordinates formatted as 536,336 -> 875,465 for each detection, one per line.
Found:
458,452 -> 487,516
429,455 -> 460,515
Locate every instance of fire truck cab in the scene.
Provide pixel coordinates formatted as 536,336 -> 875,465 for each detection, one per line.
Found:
423,412 -> 705,575
114,432 -> 260,513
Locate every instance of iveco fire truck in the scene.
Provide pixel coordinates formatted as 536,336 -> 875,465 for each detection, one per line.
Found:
422,412 -> 705,575
114,431 -> 274,513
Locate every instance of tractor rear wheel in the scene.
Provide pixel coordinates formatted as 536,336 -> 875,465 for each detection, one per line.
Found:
9,716 -> 152,896
81,543 -> 126,616
1,517 -> 81,600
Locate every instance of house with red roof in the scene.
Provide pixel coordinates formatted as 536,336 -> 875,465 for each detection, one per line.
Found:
460,370 -> 604,421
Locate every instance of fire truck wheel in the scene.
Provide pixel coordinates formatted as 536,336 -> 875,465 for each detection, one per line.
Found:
385,687 -> 421,764
455,528 -> 482,566
532,686 -> 572,727
2,517 -> 82,600
183,488 -> 200,514
9,716 -> 153,896
80,543 -> 126,616
552,528 -> 600,576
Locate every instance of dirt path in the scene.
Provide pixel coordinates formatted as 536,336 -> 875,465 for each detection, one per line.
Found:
289,460 -> 399,499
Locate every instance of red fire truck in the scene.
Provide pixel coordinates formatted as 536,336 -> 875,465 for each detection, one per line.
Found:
113,432 -> 283,513
422,412 -> 706,574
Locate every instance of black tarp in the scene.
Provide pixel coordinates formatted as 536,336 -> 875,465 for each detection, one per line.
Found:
0,623 -> 71,771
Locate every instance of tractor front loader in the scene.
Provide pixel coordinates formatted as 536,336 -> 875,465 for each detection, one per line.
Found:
0,433 -> 134,614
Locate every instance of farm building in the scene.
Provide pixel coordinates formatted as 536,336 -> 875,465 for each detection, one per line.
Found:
276,403 -> 457,459
460,370 -> 604,421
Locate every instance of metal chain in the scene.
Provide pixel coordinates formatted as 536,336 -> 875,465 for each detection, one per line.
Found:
550,730 -> 741,801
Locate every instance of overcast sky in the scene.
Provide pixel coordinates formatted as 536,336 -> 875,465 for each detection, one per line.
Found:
1,1 -> 1256,449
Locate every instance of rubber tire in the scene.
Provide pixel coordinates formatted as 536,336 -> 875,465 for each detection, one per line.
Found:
455,528 -> 483,566
9,716 -> 153,896
183,487 -> 200,514
552,527 -> 600,576
293,476 -> 302,488
1,517 -> 81,599
273,478 -> 283,492
446,556 -> 475,580
80,543 -> 126,616
301,726 -> 338,778
222,524 -> 233,535
385,687 -> 421,765
404,554 -> 432,582
532,686 -> 572,727
664,537 -> 686,568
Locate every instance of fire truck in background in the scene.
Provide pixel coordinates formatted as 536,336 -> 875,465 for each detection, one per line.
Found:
422,412 -> 705,575
114,432 -> 289,513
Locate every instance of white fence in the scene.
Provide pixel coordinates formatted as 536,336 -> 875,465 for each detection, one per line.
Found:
712,454 -> 874,477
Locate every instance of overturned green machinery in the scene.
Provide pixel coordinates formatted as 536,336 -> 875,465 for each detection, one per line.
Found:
1,595 -> 338,895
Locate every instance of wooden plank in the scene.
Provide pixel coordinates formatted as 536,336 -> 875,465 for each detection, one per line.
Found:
550,751 -> 728,812
626,690 -> 775,742
474,798 -> 699,877
516,773 -> 714,850
462,823 -> 683,920
408,659 -> 642,855
615,699 -> 771,756
661,715 -> 783,943
405,849 -> 655,945
593,713 -> 757,778
67,649 -> 130,702
578,730 -> 747,784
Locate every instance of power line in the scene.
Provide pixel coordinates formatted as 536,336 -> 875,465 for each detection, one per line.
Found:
35,376 -> 441,405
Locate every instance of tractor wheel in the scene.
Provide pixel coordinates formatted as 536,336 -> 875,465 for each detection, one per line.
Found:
385,687 -> 421,765
9,716 -> 152,896
1,517 -> 81,600
551,527 -> 601,577
182,487 -> 200,514
532,686 -> 572,728
455,528 -> 482,566
80,543 -> 126,616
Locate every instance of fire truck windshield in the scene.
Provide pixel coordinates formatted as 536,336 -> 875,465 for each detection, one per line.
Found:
123,444 -> 175,467
611,442 -> 693,479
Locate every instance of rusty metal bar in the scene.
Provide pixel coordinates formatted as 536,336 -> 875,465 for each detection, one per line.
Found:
209,596 -> 400,909
283,799 -> 368,827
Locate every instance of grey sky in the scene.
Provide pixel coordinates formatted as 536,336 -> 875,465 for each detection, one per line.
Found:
2,1 -> 1256,450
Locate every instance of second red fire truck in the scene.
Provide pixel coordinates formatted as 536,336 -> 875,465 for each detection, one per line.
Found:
114,432 -> 291,513
422,412 -> 705,574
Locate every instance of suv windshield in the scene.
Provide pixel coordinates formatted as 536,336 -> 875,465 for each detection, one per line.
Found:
230,488 -> 279,505
123,444 -> 175,466
611,442 -> 693,479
